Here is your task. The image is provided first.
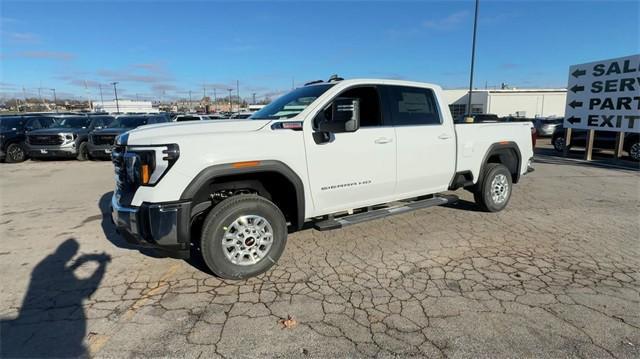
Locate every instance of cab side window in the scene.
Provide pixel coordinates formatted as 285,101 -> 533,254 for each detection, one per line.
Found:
334,86 -> 383,127
382,86 -> 441,126
26,118 -> 42,130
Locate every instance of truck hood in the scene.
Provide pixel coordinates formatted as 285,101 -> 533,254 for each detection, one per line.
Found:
125,119 -> 271,144
91,127 -> 129,136
28,127 -> 86,135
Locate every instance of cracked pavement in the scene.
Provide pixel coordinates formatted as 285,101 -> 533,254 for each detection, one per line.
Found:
1,150 -> 639,358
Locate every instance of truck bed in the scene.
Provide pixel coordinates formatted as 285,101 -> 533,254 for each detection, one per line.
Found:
454,121 -> 534,183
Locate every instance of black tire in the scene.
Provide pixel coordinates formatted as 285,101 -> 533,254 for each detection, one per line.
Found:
552,136 -> 566,152
628,140 -> 640,161
76,142 -> 89,161
200,194 -> 287,280
5,143 -> 27,163
474,163 -> 512,212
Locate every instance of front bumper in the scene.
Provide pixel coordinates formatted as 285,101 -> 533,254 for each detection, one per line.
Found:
28,144 -> 77,158
88,142 -> 114,159
111,192 -> 192,258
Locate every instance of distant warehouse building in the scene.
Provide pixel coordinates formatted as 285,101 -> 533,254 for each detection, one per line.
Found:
92,100 -> 158,114
443,88 -> 567,119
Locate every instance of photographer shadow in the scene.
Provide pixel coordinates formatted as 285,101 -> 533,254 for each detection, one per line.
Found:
0,238 -> 110,358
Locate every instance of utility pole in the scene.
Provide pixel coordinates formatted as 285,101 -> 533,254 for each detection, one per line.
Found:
465,0 -> 480,120
227,88 -> 233,112
99,84 -> 104,108
252,92 -> 256,105
111,82 -> 120,114
84,80 -> 92,111
213,88 -> 217,112
188,90 -> 192,112
236,80 -> 240,111
22,87 -> 27,112
50,88 -> 57,113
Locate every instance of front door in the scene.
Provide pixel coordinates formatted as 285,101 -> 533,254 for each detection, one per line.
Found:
304,86 -> 397,215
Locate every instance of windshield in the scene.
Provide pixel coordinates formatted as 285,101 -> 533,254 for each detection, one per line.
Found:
55,117 -> 91,128
108,116 -> 148,128
251,84 -> 334,119
0,117 -> 25,130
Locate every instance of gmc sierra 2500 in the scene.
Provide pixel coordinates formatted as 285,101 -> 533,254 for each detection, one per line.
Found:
111,78 -> 534,279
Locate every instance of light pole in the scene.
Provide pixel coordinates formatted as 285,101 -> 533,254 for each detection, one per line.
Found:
99,84 -> 104,108
236,80 -> 240,111
50,88 -> 57,112
465,0 -> 480,120
111,82 -> 120,114
188,90 -> 192,112
227,88 -> 233,112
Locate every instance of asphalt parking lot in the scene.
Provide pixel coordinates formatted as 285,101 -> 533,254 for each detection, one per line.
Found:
1,145 -> 639,358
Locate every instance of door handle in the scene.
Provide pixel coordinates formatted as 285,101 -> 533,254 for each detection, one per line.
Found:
438,133 -> 452,140
374,137 -> 393,144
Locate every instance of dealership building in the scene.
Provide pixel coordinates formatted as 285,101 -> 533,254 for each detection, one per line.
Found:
443,88 -> 567,119
92,100 -> 158,113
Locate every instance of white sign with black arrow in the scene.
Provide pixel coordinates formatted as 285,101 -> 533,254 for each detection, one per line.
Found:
564,54 -> 640,134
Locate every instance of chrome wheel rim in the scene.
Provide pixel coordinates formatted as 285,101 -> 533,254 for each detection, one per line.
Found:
221,215 -> 274,266
630,143 -> 640,160
8,145 -> 24,161
491,174 -> 509,204
554,137 -> 565,151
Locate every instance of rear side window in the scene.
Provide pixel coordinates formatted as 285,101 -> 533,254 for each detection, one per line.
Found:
382,86 -> 441,126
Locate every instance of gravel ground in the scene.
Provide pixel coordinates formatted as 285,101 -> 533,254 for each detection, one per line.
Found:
1,149 -> 639,358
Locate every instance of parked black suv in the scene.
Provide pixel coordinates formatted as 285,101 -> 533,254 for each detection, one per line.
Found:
88,114 -> 168,159
27,115 -> 114,160
0,115 -> 57,163
551,125 -> 640,161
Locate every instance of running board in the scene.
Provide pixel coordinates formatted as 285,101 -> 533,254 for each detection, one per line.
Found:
313,194 -> 458,231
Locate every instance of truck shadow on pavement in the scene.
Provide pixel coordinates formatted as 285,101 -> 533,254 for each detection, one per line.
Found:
0,238 -> 110,358
98,191 -> 166,258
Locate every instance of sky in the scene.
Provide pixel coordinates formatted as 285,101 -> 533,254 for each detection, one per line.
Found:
1,0 -> 638,102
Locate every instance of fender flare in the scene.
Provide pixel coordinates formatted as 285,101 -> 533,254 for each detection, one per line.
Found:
479,142 -> 522,184
180,160 -> 305,229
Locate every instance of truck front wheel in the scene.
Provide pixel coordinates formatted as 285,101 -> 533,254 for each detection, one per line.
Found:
200,194 -> 287,279
474,163 -> 512,212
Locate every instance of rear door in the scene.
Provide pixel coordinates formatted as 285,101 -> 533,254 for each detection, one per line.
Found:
380,85 -> 456,197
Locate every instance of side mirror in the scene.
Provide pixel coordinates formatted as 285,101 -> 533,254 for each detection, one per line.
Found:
317,97 -> 360,133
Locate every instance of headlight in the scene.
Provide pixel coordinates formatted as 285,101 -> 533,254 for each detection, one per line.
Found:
62,133 -> 76,144
123,144 -> 179,186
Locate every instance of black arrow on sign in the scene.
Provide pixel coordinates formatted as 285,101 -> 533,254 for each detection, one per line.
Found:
571,69 -> 586,78
569,100 -> 583,109
567,116 -> 581,124
570,84 -> 584,93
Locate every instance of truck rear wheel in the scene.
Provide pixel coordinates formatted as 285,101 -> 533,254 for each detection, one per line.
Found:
474,163 -> 512,212
200,194 -> 287,280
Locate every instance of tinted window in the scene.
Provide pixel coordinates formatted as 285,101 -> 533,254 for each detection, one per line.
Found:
383,86 -> 441,126
0,117 -> 26,130
108,116 -> 148,128
335,86 -> 382,127
26,118 -> 43,129
56,117 -> 91,128
176,116 -> 201,122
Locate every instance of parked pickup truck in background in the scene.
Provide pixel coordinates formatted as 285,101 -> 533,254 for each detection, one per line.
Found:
0,115 -> 57,163
27,114 -> 114,160
88,114 -> 168,159
111,77 -> 534,279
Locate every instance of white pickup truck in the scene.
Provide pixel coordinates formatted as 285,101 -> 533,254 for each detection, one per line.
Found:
111,78 -> 534,279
